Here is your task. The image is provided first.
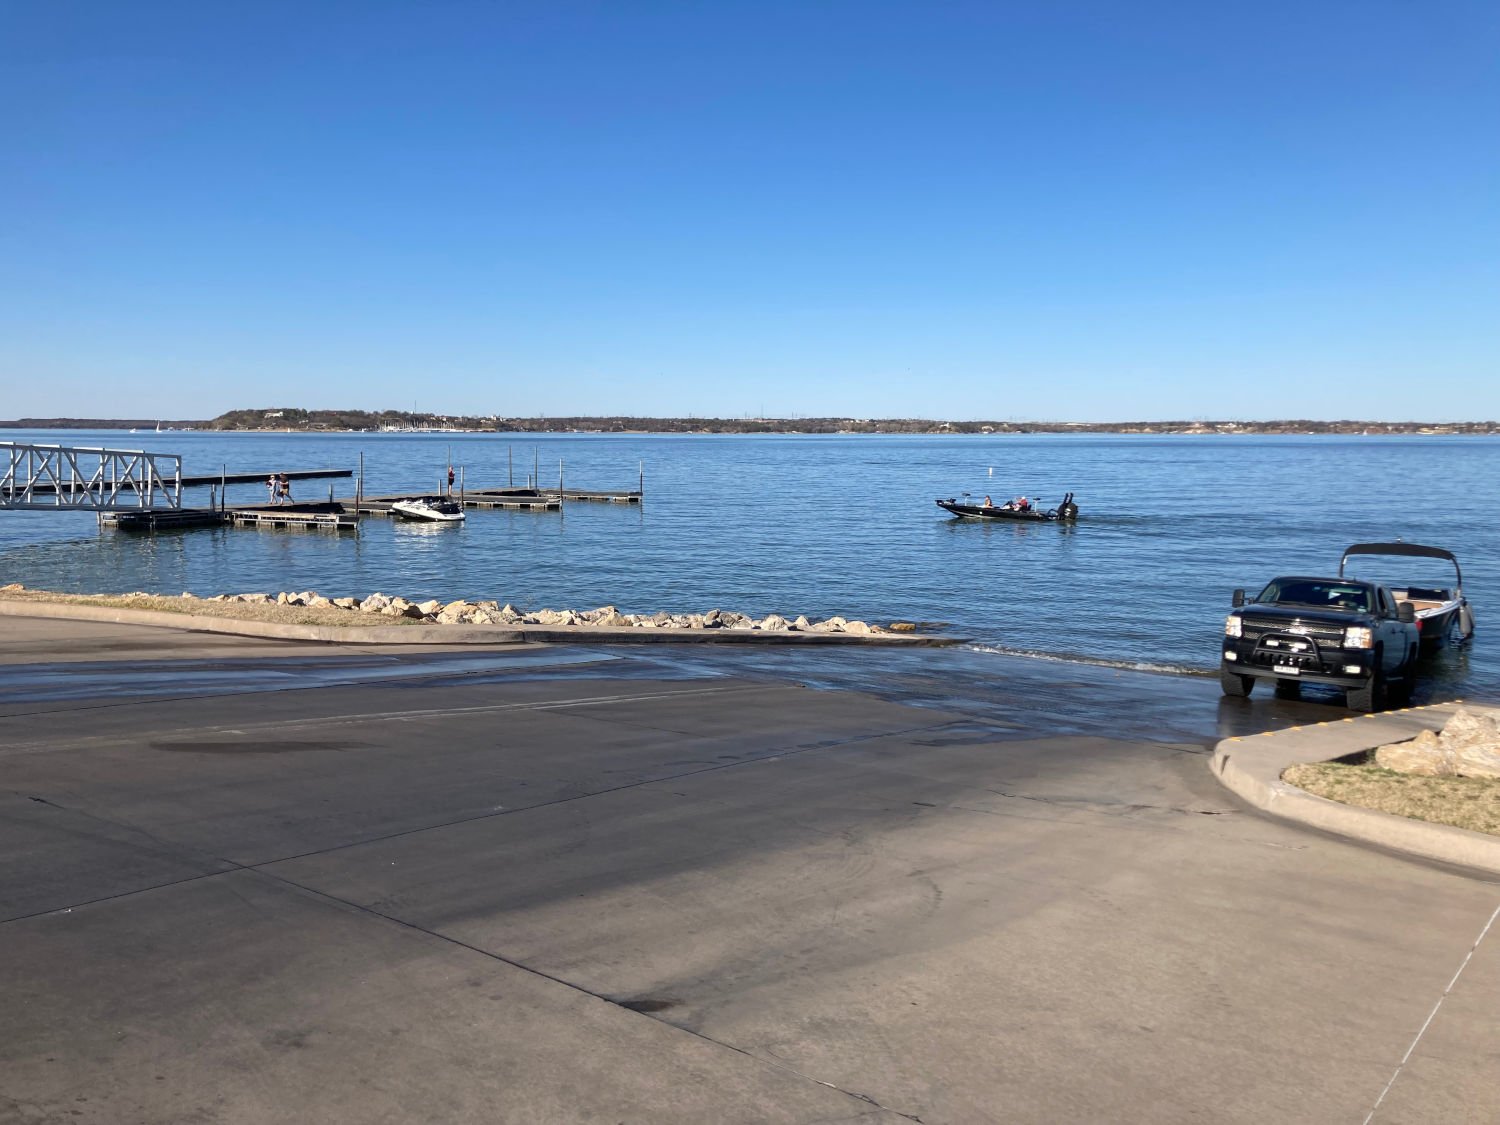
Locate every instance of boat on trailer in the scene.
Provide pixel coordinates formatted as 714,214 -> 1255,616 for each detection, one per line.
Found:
936,493 -> 1079,522
1339,542 -> 1473,649
390,496 -> 466,523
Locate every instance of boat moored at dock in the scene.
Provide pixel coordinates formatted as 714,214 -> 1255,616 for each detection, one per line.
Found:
390,496 -> 466,522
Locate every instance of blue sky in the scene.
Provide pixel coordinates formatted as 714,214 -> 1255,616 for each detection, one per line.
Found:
2,1 -> 1496,420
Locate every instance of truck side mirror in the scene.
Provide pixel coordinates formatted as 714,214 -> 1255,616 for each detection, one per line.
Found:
1398,601 -> 1416,623
1232,589 -> 1246,608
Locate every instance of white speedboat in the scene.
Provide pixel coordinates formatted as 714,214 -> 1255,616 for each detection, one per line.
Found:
390,496 -> 466,523
1340,542 -> 1474,649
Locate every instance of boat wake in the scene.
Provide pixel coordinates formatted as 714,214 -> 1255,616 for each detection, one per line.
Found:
963,642 -> 1213,678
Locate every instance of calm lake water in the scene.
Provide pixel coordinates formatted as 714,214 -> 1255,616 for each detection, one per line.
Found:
3,429 -> 1497,698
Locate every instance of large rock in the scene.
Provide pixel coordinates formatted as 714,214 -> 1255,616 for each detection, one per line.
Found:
307,595 -> 335,610
702,609 -> 723,628
759,614 -> 790,632
1375,709 -> 1500,779
234,593 -> 273,604
596,611 -> 631,627
332,597 -> 361,610
842,620 -> 872,636
361,593 -> 392,613
415,599 -> 443,616
791,615 -> 813,631
724,612 -> 754,630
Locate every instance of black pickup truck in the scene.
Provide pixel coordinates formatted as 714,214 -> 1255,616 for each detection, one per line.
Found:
1220,576 -> 1421,711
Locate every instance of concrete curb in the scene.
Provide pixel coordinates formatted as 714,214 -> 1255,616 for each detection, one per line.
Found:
1211,704 -> 1500,876
0,598 -> 963,648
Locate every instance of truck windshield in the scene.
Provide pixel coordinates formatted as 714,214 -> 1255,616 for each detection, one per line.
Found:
1256,579 -> 1371,612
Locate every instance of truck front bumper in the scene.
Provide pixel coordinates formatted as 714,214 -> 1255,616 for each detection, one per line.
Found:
1221,640 -> 1374,688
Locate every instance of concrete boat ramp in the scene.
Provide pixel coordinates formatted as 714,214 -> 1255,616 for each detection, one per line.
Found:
1,615 -> 1498,1123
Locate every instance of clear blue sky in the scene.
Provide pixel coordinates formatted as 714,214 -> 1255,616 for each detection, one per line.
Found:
3,1 -> 1496,420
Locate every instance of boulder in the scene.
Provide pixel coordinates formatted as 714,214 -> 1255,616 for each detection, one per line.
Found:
597,611 -> 631,628
208,594 -> 230,601
381,597 -> 413,617
1375,709 -> 1500,779
702,609 -> 723,628
332,597 -> 360,610
581,606 -> 618,624
181,591 -> 198,599
234,593 -> 273,604
821,616 -> 848,633
681,614 -> 706,629
466,610 -> 494,625
533,608 -> 577,626
495,604 -> 523,623
0,583 -> 23,592
651,611 -> 674,627
759,614 -> 790,632
889,622 -> 917,633
724,612 -> 754,630
307,595 -> 335,610
361,593 -> 392,613
791,615 -> 813,631
442,600 -> 474,616
416,599 -> 443,616
843,620 -> 872,636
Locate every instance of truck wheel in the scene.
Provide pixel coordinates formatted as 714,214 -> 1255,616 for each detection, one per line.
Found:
1220,667 -> 1253,697
1274,679 -> 1301,699
1346,667 -> 1387,713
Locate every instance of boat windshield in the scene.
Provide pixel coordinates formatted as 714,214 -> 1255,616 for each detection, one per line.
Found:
1256,579 -> 1371,612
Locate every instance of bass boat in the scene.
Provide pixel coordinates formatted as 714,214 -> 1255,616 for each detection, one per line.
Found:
390,496 -> 466,523
1339,542 -> 1473,649
936,493 -> 1078,522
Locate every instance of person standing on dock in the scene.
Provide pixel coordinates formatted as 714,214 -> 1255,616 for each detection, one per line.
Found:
278,474 -> 292,504
447,466 -> 455,494
266,474 -> 278,505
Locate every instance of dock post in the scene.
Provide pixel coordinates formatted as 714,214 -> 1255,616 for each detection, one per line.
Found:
220,464 -> 226,513
357,451 -> 364,512
508,446 -> 513,486
534,447 -> 539,493
559,458 -> 563,496
460,465 -> 465,504
639,460 -> 643,495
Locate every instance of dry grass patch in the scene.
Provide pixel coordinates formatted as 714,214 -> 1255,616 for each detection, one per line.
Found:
0,588 -> 421,628
1284,757 -> 1500,837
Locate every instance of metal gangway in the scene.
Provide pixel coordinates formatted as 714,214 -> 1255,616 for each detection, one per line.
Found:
0,441 -> 182,511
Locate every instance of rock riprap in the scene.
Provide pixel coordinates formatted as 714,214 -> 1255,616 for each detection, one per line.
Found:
0,583 -> 904,637
1375,708 -> 1500,779
234,590 -> 890,633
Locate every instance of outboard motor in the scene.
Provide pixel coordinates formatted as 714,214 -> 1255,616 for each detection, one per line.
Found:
1058,492 -> 1078,520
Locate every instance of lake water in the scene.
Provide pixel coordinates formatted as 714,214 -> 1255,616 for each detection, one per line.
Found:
2,429 -> 1496,699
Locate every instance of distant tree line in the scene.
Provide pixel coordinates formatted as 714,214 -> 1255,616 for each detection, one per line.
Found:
5,410 -> 1498,436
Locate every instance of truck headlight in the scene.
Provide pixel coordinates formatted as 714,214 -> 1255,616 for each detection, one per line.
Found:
1343,626 -> 1373,649
1224,615 -> 1242,638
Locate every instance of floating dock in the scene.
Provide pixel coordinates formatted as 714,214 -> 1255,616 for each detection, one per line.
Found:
103,503 -> 357,532
341,486 -> 642,515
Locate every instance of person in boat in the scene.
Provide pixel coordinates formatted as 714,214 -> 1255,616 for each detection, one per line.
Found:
1000,498 -> 1017,510
982,495 -> 993,507
1018,496 -> 1031,512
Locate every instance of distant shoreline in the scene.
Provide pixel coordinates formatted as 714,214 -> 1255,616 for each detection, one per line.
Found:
4,414 -> 1498,436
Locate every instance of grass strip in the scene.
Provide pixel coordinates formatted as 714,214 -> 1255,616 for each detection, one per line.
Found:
1284,757 -> 1500,837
